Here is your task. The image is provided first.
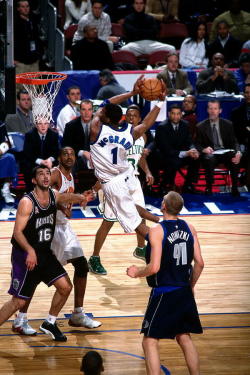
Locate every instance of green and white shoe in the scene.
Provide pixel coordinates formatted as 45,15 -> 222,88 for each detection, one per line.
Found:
88,256 -> 107,275
133,246 -> 146,261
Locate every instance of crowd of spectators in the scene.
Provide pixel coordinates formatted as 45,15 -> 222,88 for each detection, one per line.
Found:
1,0 -> 250,203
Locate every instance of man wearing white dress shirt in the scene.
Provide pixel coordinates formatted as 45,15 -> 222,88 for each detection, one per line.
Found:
56,86 -> 81,137
72,0 -> 118,51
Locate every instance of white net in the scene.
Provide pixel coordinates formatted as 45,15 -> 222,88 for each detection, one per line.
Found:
16,72 -> 67,123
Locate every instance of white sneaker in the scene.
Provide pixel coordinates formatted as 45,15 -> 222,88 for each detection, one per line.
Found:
1,183 -> 15,204
12,318 -> 37,335
68,312 -> 102,329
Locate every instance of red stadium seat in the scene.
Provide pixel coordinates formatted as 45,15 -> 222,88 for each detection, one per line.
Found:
112,50 -> 138,65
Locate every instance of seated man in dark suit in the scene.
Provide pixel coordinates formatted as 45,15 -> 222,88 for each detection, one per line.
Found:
196,53 -> 239,94
23,119 -> 60,192
195,100 -> 241,196
207,20 -> 242,68
71,24 -> 113,71
62,99 -> 96,190
157,52 -> 193,97
154,104 -> 200,194
231,83 -> 250,191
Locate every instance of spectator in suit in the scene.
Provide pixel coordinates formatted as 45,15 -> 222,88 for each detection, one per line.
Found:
234,52 -> 250,93
157,52 -> 193,96
207,20 -> 242,68
56,86 -> 81,137
23,119 -> 60,192
179,21 -> 209,69
14,0 -> 42,74
0,123 -> 17,204
145,0 -> 179,23
120,0 -> 175,56
71,25 -> 113,70
5,90 -> 34,134
62,99 -> 96,189
196,52 -> 239,94
231,83 -> 250,191
195,100 -> 241,196
72,0 -> 118,51
182,95 -> 198,140
154,104 -> 200,194
96,69 -> 129,107
209,0 -> 250,44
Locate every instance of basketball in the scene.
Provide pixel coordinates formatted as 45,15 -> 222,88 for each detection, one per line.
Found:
139,77 -> 165,101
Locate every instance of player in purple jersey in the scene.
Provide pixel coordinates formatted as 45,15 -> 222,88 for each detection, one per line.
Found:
0,164 -> 92,341
127,191 -> 204,375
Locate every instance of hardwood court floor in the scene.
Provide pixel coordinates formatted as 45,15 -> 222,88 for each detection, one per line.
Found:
0,215 -> 250,374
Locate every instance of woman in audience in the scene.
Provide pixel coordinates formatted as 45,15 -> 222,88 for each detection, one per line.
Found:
179,21 -> 209,69
64,0 -> 91,30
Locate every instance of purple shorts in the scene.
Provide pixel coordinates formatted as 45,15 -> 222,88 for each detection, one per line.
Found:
8,246 -> 67,299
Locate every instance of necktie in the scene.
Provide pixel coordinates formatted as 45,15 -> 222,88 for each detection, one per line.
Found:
40,135 -> 45,157
212,124 -> 220,150
171,73 -> 176,88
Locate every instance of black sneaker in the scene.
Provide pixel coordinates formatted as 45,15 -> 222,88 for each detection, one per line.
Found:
39,320 -> 67,342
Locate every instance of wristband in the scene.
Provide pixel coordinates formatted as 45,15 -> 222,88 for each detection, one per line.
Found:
0,142 -> 10,154
156,101 -> 165,109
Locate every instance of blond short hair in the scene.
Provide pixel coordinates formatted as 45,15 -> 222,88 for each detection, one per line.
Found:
163,191 -> 184,215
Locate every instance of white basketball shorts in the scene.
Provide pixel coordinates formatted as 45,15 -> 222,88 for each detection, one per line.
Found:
51,221 -> 83,265
101,171 -> 142,233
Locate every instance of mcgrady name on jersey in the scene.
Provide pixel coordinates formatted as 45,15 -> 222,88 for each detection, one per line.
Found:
97,135 -> 132,150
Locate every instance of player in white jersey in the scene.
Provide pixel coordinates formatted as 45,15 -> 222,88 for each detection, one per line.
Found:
89,78 -> 165,274
12,147 -> 101,335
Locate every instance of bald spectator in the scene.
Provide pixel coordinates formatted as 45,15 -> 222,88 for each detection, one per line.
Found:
196,53 -> 239,94
71,25 -> 113,70
96,69 -> 129,107
157,52 -> 193,96
5,90 -> 34,134
145,0 -> 179,23
209,0 -> 250,43
207,20 -> 242,68
120,0 -> 175,56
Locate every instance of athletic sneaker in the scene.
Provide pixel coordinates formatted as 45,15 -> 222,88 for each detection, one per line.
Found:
39,320 -> 67,342
133,246 -> 146,261
12,318 -> 37,335
68,312 -> 102,328
88,256 -> 107,275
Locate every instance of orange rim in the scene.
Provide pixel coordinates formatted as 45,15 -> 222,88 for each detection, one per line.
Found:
16,71 -> 67,85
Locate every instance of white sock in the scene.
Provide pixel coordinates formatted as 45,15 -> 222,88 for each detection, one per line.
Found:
46,314 -> 57,325
16,312 -> 27,321
74,307 -> 83,314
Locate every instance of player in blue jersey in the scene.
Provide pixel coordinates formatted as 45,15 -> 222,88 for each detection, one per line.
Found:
127,191 -> 204,375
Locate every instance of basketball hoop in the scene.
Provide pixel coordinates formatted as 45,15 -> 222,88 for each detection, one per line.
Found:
16,72 -> 67,123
